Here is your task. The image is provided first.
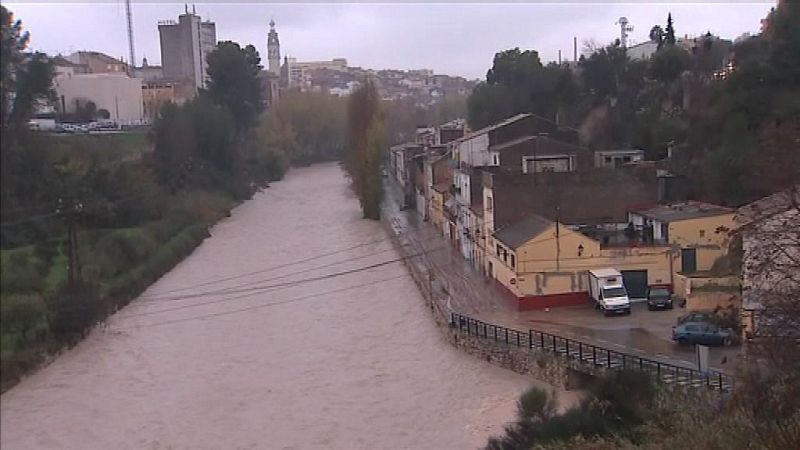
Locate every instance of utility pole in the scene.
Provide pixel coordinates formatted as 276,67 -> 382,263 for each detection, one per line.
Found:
555,205 -> 561,271
58,197 -> 83,285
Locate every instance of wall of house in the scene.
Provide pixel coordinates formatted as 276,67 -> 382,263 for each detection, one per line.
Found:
488,169 -> 659,230
429,190 -> 446,231
55,73 -> 144,124
454,134 -> 490,166
669,213 -> 736,272
489,224 -> 673,308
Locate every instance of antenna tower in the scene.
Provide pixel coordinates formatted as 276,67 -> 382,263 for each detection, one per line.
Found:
125,0 -> 136,73
616,17 -> 633,48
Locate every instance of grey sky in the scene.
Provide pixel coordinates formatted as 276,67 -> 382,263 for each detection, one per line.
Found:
6,2 -> 774,80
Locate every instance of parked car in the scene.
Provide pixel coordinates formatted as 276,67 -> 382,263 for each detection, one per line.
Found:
672,322 -> 735,346
646,286 -> 673,310
677,311 -> 716,325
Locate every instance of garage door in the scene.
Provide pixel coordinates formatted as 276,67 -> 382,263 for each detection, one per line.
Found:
622,270 -> 648,300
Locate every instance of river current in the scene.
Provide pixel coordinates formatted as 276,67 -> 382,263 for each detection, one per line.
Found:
1,164 -> 534,449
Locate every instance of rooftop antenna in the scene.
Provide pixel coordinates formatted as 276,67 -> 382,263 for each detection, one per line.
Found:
616,17 -> 633,48
125,0 -> 135,75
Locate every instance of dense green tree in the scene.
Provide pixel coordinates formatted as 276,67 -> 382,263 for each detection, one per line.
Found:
665,13 -> 676,45
467,82 -> 515,129
345,80 -> 385,220
649,25 -> 664,48
0,5 -> 27,131
467,48 -> 574,129
205,41 -> 264,131
579,43 -> 629,100
189,95 -> 236,172
152,102 -> 195,191
649,45 -> 692,83
1,7 -> 54,205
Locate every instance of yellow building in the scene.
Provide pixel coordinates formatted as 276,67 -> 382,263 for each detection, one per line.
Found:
486,201 -> 737,311
488,214 -> 673,310
629,201 -> 736,274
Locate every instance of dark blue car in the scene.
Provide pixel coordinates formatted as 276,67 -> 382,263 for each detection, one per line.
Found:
672,322 -> 735,346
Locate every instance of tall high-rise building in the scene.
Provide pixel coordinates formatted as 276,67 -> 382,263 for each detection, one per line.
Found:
267,19 -> 280,76
158,6 -> 216,91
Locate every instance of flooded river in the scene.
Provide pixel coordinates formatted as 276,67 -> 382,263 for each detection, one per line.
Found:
1,164 -> 534,449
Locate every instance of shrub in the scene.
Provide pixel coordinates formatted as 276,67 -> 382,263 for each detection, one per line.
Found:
48,281 -> 103,339
91,228 -> 157,278
0,250 -> 45,294
487,371 -> 657,450
518,387 -> 558,423
0,293 -> 48,342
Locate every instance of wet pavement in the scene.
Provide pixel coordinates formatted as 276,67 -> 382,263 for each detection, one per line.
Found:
383,177 -> 742,374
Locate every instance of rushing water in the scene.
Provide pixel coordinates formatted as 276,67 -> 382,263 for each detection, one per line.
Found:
1,164 -> 536,450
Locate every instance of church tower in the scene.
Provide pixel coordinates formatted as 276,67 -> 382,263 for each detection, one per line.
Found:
267,19 -> 280,76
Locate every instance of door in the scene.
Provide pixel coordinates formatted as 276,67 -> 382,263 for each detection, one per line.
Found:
681,248 -> 697,273
622,270 -> 648,299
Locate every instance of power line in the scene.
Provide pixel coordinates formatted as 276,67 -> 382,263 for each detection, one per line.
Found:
123,246 -> 444,308
113,273 -> 410,331
141,236 -> 389,297
0,211 -> 61,228
0,191 -> 157,228
136,233 -> 445,303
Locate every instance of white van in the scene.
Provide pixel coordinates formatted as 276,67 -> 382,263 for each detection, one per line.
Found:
588,268 -> 631,315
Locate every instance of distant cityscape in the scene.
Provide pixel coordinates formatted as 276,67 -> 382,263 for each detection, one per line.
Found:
36,6 -> 475,129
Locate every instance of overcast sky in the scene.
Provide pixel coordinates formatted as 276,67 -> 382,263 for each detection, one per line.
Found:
6,1 -> 775,80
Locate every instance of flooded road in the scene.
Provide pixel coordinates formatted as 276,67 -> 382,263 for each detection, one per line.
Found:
1,164 -> 535,450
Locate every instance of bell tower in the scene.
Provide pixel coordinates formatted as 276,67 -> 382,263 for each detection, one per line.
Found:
267,19 -> 280,75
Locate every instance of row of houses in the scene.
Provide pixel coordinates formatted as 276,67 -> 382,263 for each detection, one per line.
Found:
390,113 -> 799,340
388,113 -> 740,313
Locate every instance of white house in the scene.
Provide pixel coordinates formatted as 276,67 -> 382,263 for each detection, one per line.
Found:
54,73 -> 144,124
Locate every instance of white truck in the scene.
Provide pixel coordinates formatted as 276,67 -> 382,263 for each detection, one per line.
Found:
588,268 -> 631,316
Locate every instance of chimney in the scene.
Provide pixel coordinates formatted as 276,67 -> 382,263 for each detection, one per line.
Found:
573,36 -> 578,61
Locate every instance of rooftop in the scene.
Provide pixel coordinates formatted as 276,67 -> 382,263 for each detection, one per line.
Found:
736,185 -> 800,227
451,113 -> 531,144
494,214 -> 553,249
633,201 -> 733,223
594,149 -> 645,156
491,134 -> 583,153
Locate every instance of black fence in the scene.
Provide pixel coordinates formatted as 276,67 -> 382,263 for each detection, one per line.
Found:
451,312 -> 734,393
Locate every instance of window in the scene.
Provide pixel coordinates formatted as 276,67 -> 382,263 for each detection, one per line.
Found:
496,244 -> 502,256
699,229 -> 705,237
492,154 -> 499,165
486,196 -> 493,211
510,254 -> 516,268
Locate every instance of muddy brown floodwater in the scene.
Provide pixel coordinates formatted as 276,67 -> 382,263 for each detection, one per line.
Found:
1,164 -> 546,450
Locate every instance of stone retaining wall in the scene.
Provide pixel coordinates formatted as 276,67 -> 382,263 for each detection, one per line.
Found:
381,214 -> 574,387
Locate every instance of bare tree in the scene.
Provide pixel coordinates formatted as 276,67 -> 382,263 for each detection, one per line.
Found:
735,184 -> 800,449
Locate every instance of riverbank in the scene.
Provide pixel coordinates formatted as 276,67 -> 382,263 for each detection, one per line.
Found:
1,164 -> 539,449
0,188 -> 243,392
